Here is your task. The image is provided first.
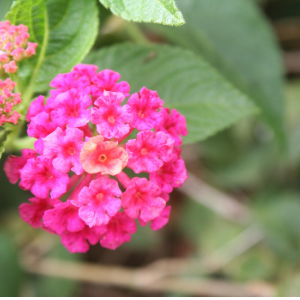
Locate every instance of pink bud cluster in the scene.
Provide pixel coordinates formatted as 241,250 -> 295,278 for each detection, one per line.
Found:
0,78 -> 22,125
4,64 -> 188,253
0,21 -> 37,73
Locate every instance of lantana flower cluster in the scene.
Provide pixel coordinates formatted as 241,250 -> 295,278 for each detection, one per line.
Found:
0,21 -> 37,73
4,64 -> 188,253
0,78 -> 21,125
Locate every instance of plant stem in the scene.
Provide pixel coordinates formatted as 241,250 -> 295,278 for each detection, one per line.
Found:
124,21 -> 151,45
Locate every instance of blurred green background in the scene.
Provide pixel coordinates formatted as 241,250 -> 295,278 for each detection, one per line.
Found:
2,0 -> 300,296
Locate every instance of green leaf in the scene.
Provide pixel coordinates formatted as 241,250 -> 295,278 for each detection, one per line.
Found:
146,0 -> 285,141
0,128 -> 12,160
85,43 -> 257,144
6,0 -> 99,99
0,233 -> 23,296
99,0 -> 185,26
254,191 -> 300,262
0,0 -> 12,21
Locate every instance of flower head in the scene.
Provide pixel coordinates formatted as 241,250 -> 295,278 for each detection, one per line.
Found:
0,21 -> 37,73
4,64 -> 188,253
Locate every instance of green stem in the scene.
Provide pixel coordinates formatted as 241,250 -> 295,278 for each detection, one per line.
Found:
124,21 -> 151,45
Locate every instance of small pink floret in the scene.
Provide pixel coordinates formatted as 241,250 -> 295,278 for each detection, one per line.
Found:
26,95 -> 46,122
80,135 -> 128,175
3,61 -> 17,73
19,156 -> 69,199
150,148 -> 188,193
50,89 -> 91,128
4,149 -> 37,184
91,91 -> 132,139
61,225 -> 106,253
43,127 -> 84,175
99,212 -> 137,250
19,197 -> 60,228
122,177 -> 166,222
27,111 -> 58,139
43,200 -> 85,234
150,206 -> 171,231
128,87 -> 163,130
90,69 -> 130,100
155,108 -> 187,146
126,130 -> 174,173
78,177 -> 122,227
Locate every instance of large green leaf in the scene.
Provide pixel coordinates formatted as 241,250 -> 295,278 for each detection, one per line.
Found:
99,0 -> 185,26
145,0 -> 285,141
85,44 -> 257,144
0,233 -> 23,296
6,0 -> 99,99
0,0 -> 12,21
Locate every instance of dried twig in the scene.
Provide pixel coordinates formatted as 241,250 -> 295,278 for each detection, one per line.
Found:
179,172 -> 252,224
20,256 -> 274,296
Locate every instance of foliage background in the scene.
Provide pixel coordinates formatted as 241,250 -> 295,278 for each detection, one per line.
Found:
1,0 -> 300,296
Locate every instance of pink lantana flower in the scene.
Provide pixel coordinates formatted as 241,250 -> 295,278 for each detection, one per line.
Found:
150,148 -> 188,193
139,206 -> 172,231
43,127 -> 84,175
72,64 -> 98,84
90,69 -> 130,100
150,206 -> 172,231
78,177 -> 122,227
50,89 -> 91,128
99,212 -> 137,250
19,156 -> 69,199
155,108 -> 187,146
61,225 -> 106,253
128,87 -> 163,130
0,21 -> 37,73
43,200 -> 86,234
126,130 -> 174,173
27,111 -> 58,139
49,72 -> 90,97
26,95 -> 47,122
122,177 -> 166,222
19,197 -> 60,228
4,149 -> 36,184
80,135 -> 128,175
0,78 -> 22,126
4,64 -> 188,253
91,91 -> 132,139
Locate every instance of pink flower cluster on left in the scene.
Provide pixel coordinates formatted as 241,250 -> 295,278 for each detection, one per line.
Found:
0,21 -> 37,125
0,21 -> 37,73
4,63 -> 188,253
